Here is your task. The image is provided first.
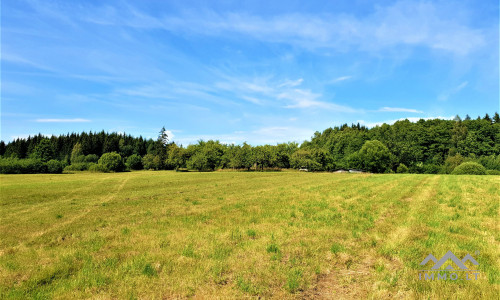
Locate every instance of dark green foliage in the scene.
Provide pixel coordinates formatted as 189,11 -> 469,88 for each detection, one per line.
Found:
70,143 -> 84,163
486,170 -> 500,175
0,158 -> 47,174
228,142 -> 254,170
89,164 -> 109,173
357,140 -> 392,173
187,152 -> 209,171
266,244 -> 280,253
290,149 -> 322,171
442,154 -> 465,174
46,160 -> 64,174
126,154 -> 143,170
452,162 -> 487,175
1,113 -> 499,174
142,154 -> 161,170
64,162 -> 94,172
83,154 -> 99,163
396,163 -> 409,173
423,164 -> 441,174
31,139 -> 55,162
164,143 -> 185,169
186,140 -> 225,171
0,141 -> 5,156
477,155 -> 500,171
98,152 -> 125,172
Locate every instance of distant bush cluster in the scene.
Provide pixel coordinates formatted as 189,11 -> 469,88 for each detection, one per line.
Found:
0,113 -> 499,174
0,158 -> 64,174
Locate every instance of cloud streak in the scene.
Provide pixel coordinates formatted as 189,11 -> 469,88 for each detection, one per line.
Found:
378,107 -> 423,113
82,1 -> 486,56
35,118 -> 91,123
438,81 -> 469,101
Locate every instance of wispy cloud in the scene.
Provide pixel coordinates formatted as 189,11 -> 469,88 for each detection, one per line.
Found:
35,118 -> 91,123
215,74 -> 359,111
438,81 -> 468,101
82,1 -> 486,56
378,107 -> 423,113
331,76 -> 352,83
278,78 -> 304,87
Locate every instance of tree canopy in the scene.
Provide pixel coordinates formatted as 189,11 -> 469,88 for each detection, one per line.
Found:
1,113 -> 499,174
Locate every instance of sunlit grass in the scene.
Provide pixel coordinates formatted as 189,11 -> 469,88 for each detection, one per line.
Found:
0,171 -> 498,299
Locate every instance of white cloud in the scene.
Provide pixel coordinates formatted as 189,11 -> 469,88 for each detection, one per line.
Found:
378,107 -> 423,113
278,78 -> 304,87
164,130 -> 174,140
331,76 -> 352,83
240,96 -> 263,105
35,118 -> 91,123
89,1 -> 486,56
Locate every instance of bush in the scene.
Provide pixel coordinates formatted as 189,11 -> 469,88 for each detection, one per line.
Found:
423,164 -> 440,174
442,154 -> 465,174
89,164 -> 109,173
0,158 -> 47,174
70,155 -> 86,163
84,154 -> 99,163
357,140 -> 392,173
98,152 -> 125,172
46,160 -> 63,174
396,163 -> 409,173
451,162 -> 486,175
478,155 -> 500,171
126,154 -> 143,170
64,162 -> 94,171
486,169 -> 500,175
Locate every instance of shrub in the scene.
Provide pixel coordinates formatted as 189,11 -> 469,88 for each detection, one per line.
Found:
451,162 -> 486,175
423,164 -> 440,174
357,140 -> 392,173
126,154 -> 143,170
89,164 -> 109,173
64,162 -> 94,171
84,154 -> 99,163
46,160 -> 63,174
396,163 -> 409,173
98,152 -> 124,172
0,158 -> 47,174
486,169 -> 500,175
478,155 -> 500,171
442,154 -> 465,174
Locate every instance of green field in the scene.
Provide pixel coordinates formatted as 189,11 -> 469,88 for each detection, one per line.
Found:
0,171 -> 499,299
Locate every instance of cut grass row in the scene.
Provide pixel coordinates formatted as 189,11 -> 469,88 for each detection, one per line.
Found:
0,171 -> 498,299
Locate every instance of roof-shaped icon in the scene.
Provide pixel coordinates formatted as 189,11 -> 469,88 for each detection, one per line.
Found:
420,251 -> 478,270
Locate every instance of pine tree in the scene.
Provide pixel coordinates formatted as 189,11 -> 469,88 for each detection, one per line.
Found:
494,112 -> 500,123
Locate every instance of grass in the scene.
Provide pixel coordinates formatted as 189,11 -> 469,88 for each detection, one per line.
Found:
0,171 -> 498,299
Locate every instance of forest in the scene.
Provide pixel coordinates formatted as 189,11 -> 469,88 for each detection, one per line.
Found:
1,113 -> 499,174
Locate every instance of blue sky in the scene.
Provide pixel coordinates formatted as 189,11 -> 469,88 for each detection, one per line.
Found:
1,0 -> 498,145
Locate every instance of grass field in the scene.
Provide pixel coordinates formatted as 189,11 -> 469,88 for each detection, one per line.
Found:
0,171 -> 499,299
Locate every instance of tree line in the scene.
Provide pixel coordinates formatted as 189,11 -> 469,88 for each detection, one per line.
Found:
1,113 -> 499,174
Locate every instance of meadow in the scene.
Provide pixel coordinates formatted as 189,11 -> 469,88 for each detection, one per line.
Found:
0,171 -> 498,299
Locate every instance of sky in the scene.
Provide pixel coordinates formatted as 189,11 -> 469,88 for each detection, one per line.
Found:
1,0 -> 499,145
